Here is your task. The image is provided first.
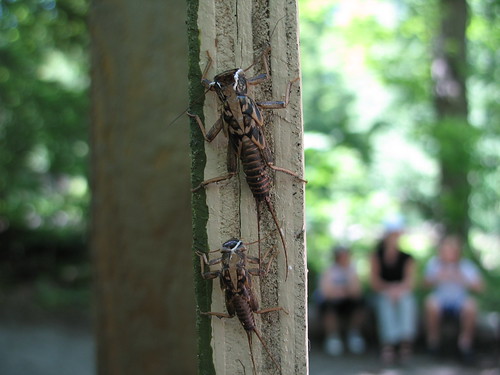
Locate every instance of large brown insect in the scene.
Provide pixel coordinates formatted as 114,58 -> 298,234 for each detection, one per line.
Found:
196,238 -> 286,375
189,50 -> 306,278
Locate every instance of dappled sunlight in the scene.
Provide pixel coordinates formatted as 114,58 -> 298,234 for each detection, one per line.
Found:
38,50 -> 89,89
300,0 -> 500,278
473,233 -> 500,271
301,1 -> 500,373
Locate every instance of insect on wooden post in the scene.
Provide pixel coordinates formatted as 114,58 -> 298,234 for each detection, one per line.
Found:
187,1 -> 308,374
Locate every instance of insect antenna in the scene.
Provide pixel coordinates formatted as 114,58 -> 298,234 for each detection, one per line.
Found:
242,15 -> 286,74
264,197 -> 288,280
237,359 -> 246,375
165,87 -> 211,130
269,15 -> 286,42
243,229 -> 278,247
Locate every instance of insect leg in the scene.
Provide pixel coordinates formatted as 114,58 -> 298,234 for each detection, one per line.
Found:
252,139 -> 307,183
187,112 -> 224,142
191,171 -> 238,192
202,292 -> 236,319
191,147 -> 238,192
196,251 -> 222,279
256,77 -> 300,109
254,306 -> 287,315
200,50 -> 215,89
192,131 -> 240,192
201,311 -> 233,319
248,246 -> 278,277
266,163 -> 308,183
246,46 -> 272,86
247,244 -> 275,265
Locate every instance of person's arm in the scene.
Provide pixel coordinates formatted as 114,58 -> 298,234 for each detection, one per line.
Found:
369,254 -> 386,292
467,276 -> 484,293
461,261 -> 484,293
423,257 -> 439,289
400,257 -> 416,292
347,265 -> 362,297
319,268 -> 332,297
319,267 -> 346,299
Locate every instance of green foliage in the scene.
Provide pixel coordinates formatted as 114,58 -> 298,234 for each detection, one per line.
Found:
0,0 -> 89,294
299,0 -> 500,303
0,0 -> 88,237
35,276 -> 91,309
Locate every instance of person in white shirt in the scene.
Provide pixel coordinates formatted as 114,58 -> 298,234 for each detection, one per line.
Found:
424,234 -> 484,360
318,246 -> 365,356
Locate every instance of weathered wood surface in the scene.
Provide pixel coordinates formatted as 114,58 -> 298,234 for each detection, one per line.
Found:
188,1 -> 308,374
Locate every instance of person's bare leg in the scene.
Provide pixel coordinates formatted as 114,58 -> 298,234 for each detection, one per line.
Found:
323,311 -> 339,336
347,306 -> 366,354
425,297 -> 441,348
323,308 -> 343,355
459,298 -> 477,350
350,307 -> 365,331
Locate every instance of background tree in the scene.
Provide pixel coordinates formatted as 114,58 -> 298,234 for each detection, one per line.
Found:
2,2 -> 500,371
431,0 -> 472,238
0,0 -> 89,298
299,0 -> 500,308
90,0 -> 195,374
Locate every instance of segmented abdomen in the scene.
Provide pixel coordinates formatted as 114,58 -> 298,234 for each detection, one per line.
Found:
233,294 -> 256,332
240,136 -> 270,201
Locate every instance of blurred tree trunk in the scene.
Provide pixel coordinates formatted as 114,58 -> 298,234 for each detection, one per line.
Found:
90,1 -> 196,374
432,0 -> 475,238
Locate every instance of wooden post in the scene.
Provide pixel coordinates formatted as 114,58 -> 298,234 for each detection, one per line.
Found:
187,1 -> 308,374
91,0 -> 196,374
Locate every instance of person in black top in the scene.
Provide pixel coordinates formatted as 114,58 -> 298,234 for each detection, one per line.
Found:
370,216 -> 417,364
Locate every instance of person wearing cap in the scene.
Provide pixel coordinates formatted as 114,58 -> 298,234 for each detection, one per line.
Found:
318,245 -> 365,356
370,216 -> 417,364
424,234 -> 483,362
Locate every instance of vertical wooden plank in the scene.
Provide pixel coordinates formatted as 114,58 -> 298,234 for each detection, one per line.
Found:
188,0 -> 308,374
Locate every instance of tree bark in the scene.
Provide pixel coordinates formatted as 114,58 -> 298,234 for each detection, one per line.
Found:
432,0 -> 474,238
187,1 -> 308,374
90,1 -> 196,374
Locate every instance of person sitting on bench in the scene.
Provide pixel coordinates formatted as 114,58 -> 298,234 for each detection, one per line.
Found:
424,234 -> 484,361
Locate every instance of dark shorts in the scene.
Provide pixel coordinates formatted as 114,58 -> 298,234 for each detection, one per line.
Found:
441,302 -> 463,317
319,297 -> 364,316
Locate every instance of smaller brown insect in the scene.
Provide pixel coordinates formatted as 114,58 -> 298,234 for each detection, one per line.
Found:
197,239 -> 286,375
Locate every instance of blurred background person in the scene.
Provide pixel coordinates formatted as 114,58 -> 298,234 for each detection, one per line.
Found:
370,216 -> 417,364
424,234 -> 484,361
317,246 -> 365,356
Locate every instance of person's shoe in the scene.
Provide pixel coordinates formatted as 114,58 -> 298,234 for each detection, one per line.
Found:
458,335 -> 475,365
324,335 -> 343,356
347,331 -> 365,354
399,342 -> 412,364
426,338 -> 440,359
459,346 -> 475,366
381,345 -> 395,365
427,344 -> 440,358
